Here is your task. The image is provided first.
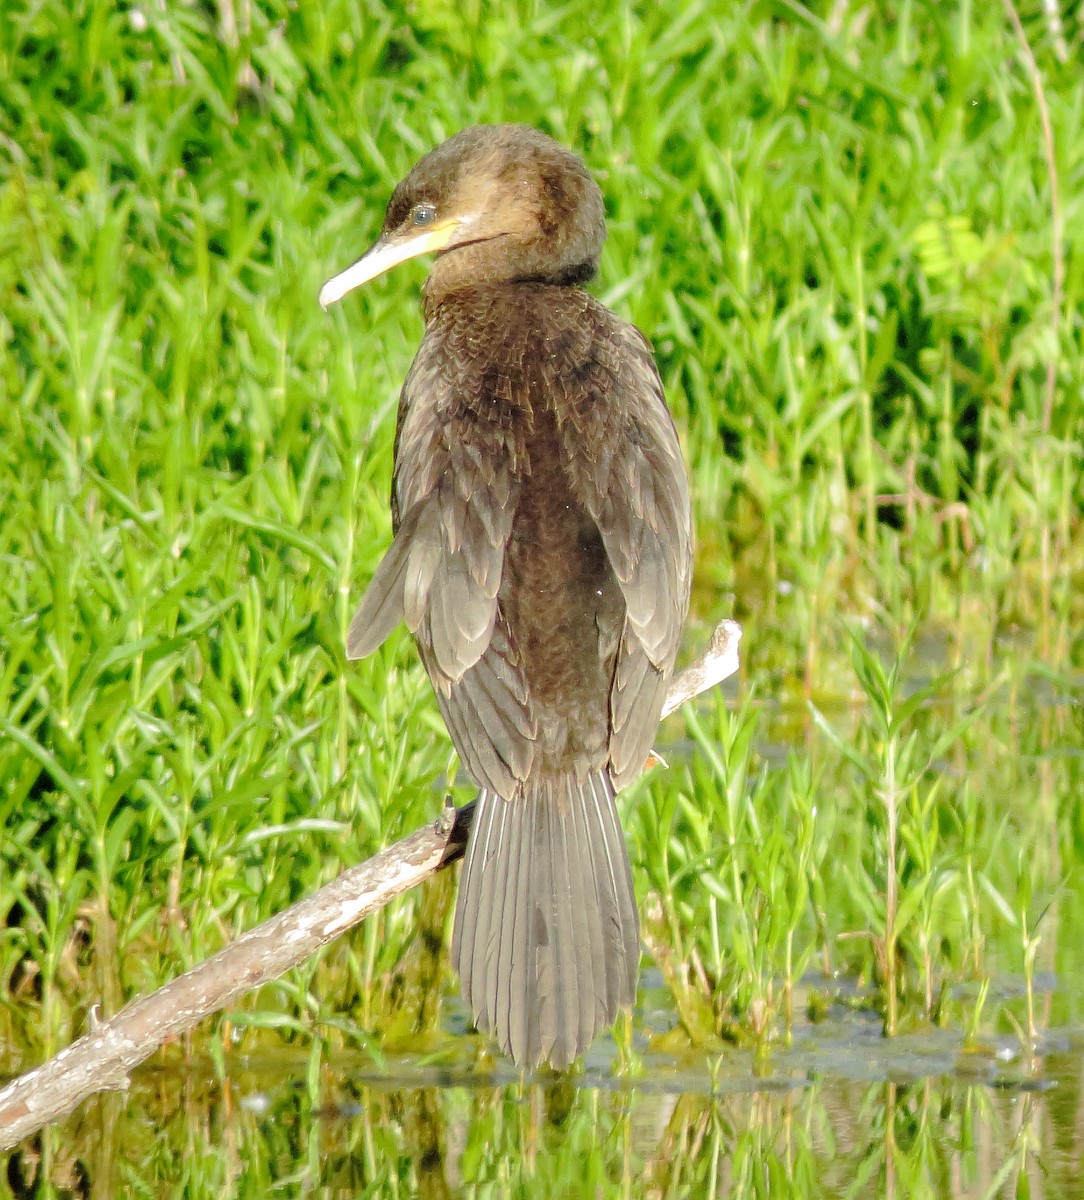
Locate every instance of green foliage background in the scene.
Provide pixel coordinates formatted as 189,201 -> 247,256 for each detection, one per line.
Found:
1,0 -> 1081,1087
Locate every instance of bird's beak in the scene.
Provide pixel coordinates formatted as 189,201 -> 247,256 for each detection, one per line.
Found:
318,218 -> 466,309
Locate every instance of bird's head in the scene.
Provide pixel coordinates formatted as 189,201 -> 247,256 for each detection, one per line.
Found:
319,124 -> 606,309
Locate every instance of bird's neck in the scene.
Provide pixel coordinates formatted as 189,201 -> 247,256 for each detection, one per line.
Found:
423,240 -> 598,312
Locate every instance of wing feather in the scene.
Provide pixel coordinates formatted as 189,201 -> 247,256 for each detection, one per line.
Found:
555,302 -> 693,786
350,320 -> 539,797
350,293 -> 689,804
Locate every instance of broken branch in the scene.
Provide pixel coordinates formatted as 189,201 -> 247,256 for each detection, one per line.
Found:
0,619 -> 741,1150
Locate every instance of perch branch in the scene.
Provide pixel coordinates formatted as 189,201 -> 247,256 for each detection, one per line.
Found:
0,619 -> 741,1150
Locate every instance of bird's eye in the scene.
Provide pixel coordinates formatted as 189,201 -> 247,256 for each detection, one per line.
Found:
411,204 -> 436,226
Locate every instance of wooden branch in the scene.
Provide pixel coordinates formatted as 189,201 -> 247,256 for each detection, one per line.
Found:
662,618 -> 741,720
0,619 -> 741,1150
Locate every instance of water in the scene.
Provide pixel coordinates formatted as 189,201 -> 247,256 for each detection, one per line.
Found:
5,976 -> 1084,1198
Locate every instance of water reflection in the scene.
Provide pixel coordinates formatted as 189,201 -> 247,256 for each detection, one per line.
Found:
6,1037 -> 1082,1198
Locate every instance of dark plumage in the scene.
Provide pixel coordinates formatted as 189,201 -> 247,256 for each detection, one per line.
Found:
320,124 -> 692,1069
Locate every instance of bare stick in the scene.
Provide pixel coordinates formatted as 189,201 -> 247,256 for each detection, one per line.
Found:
662,619 -> 741,719
0,619 -> 741,1150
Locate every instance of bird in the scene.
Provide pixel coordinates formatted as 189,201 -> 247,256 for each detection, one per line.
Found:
320,124 -> 692,1069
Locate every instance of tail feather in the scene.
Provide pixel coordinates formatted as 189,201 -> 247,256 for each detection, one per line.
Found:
507,792 -> 536,1061
452,791 -> 483,1002
451,771 -> 639,1069
569,775 -> 612,1025
587,771 -> 640,1001
561,787 -> 598,1053
546,789 -> 579,1064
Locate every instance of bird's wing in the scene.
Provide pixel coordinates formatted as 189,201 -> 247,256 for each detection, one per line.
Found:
556,309 -> 693,788
346,332 -> 537,797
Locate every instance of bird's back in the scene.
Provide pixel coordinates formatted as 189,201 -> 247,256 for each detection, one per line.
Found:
349,282 -> 691,1066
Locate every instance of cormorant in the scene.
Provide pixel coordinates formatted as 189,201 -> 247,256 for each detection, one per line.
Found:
320,124 -> 692,1069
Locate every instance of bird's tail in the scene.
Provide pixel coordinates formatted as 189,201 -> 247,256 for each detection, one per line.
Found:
450,770 -> 639,1069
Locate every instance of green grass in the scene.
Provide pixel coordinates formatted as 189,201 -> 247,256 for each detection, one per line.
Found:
1,0 -> 1083,1124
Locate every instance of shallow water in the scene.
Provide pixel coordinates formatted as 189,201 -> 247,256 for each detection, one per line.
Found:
6,975 -> 1084,1198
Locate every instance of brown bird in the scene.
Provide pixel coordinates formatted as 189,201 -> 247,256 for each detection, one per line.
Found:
320,124 -> 691,1069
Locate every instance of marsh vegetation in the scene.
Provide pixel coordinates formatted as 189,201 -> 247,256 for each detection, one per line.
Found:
1,0 -> 1081,1193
